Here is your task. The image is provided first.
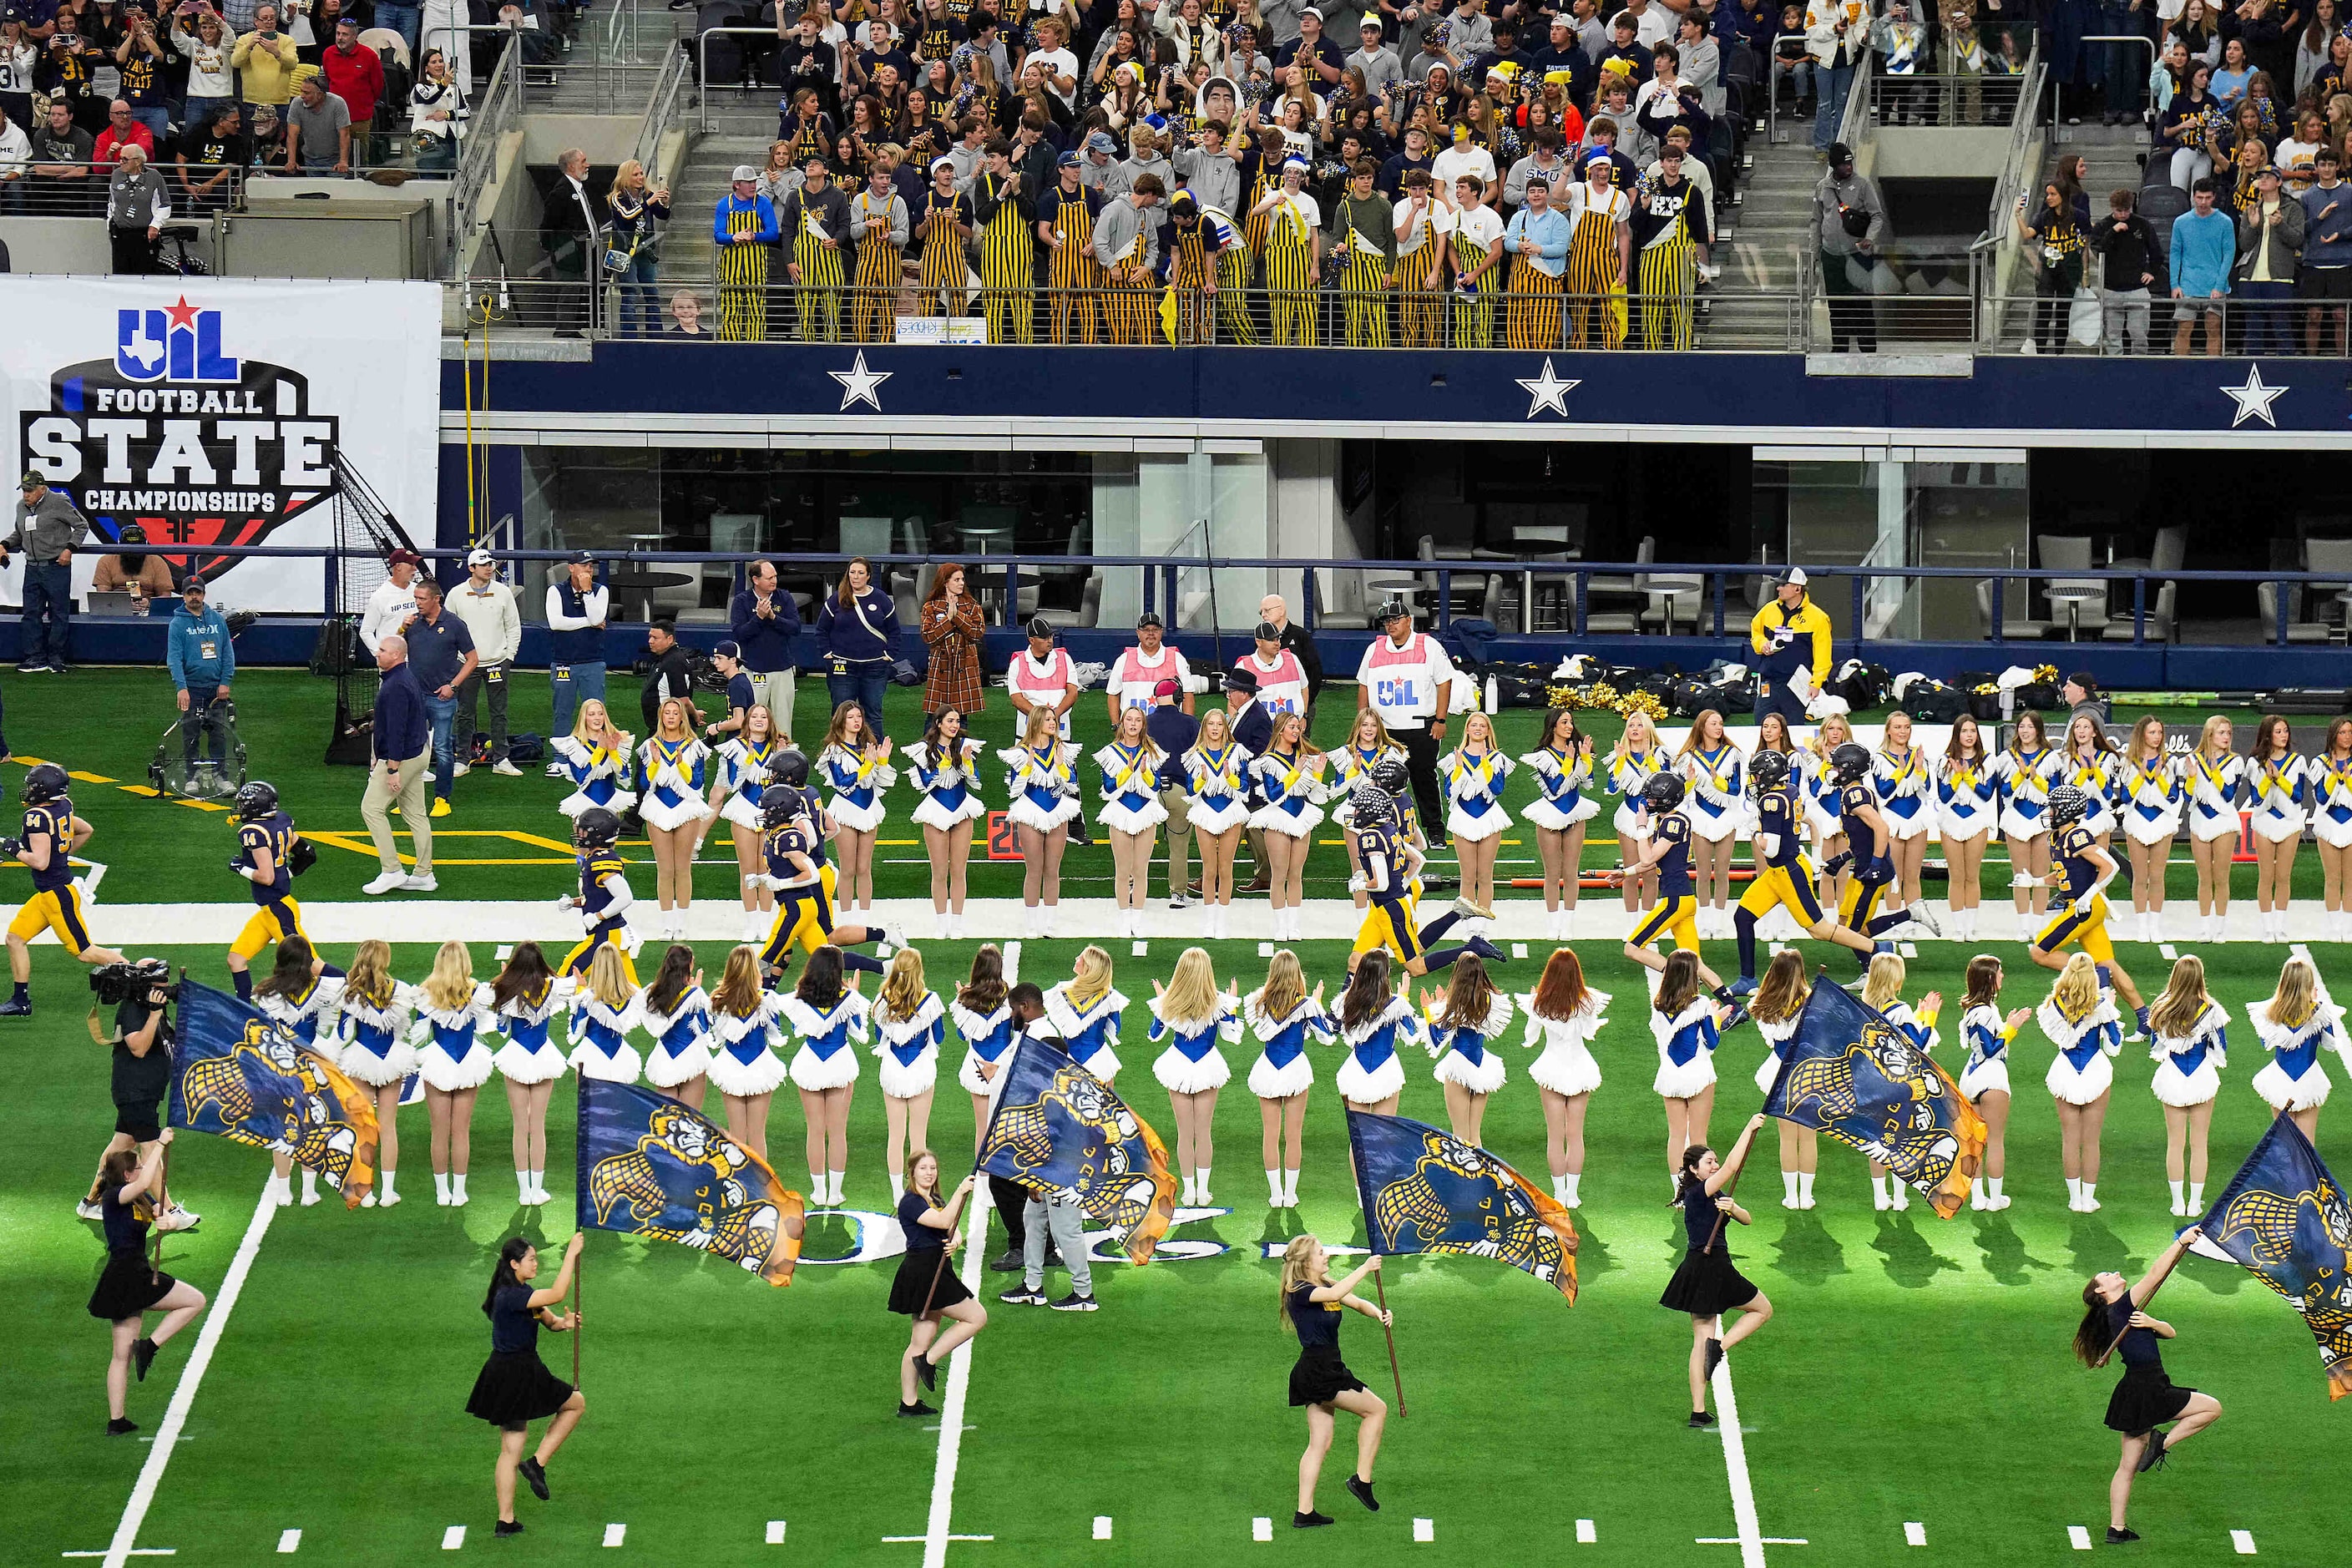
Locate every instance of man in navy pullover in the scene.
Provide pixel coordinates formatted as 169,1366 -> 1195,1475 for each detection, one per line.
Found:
361,634 -> 434,895
728,559 -> 802,738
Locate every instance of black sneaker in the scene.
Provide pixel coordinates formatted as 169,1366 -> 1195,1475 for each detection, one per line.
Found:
518,1456 -> 549,1500
134,1336 -> 159,1383
898,1400 -> 938,1418
1050,1291 -> 1099,1312
0,997 -> 32,1019
1344,1475 -> 1379,1513
2106,1527 -> 2140,1544
917,1352 -> 940,1393
989,1249 -> 1024,1273
494,1520 -> 525,1538
1465,936 -> 1508,964
1702,1338 -> 1724,1381
1293,1512 -> 1335,1529
2135,1429 -> 2167,1473
999,1286 -> 1048,1306
1687,1410 -> 1717,1428
106,1417 -> 139,1436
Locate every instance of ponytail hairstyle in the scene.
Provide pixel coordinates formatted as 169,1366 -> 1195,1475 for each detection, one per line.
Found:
101,1145 -> 142,1192
1672,1141 -> 1712,1205
1963,954 -> 2005,1009
2149,953 -> 2211,1041
1751,948 -> 1808,1026
483,1235 -> 534,1318
1654,948 -> 1703,1019
1277,1232 -> 1321,1328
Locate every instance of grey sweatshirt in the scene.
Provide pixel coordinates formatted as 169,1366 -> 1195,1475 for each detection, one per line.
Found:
6,491 -> 91,561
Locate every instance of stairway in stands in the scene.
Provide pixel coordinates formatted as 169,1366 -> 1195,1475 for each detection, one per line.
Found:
656,87 -> 777,295
1708,113 -> 1826,349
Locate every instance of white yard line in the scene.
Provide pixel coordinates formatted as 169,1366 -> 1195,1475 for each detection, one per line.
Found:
101,1177 -> 277,1568
919,1208 -> 991,1568
275,1530 -> 301,1555
1575,1520 -> 1596,1544
1709,1356 -> 1768,1568
2232,1530 -> 2257,1555
765,1521 -> 787,1545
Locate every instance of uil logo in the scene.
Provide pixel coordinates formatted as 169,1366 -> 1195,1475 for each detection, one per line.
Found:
115,298 -> 242,385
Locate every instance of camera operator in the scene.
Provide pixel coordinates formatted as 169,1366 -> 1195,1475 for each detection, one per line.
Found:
78,959 -> 200,1234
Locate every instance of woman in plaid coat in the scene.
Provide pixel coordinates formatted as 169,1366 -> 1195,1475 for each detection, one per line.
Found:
920,564 -> 987,717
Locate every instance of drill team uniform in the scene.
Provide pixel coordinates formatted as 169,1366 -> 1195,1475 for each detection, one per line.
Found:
639,984 -> 715,1092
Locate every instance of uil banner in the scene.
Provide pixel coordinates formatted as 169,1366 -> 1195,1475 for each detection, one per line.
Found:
0,280 -> 439,612
168,979 -> 380,1208
1346,1110 -> 1579,1301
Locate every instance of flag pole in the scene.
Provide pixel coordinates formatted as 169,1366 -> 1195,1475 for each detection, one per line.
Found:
151,1138 -> 170,1282
1373,1267 -> 1405,1419
913,1166 -> 973,1323
572,1231 -> 583,1388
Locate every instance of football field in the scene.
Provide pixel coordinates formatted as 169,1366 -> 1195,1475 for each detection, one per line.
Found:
3,669 -> 2345,1568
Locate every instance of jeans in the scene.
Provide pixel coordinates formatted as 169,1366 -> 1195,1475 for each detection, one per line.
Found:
20,561 -> 71,665
180,683 -> 230,767
2102,286 -> 2150,352
824,664 -> 890,725
2033,252 -> 2084,351
373,0 -> 422,53
1814,60 -> 1854,150
2099,7 -> 2140,114
455,661 -> 510,763
1773,57 -> 1812,111
129,106 -> 169,145
615,248 -> 662,336
424,692 -> 458,801
2235,278 -> 2297,353
550,658 -> 607,738
1022,1194 -> 1093,1295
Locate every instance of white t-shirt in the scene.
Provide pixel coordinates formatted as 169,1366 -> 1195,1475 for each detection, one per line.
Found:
1108,644 -> 1193,710
1429,144 -> 1496,192
1447,202 -> 1505,260
1030,44 -> 1080,105
1355,631 -> 1455,731
360,576 -> 421,655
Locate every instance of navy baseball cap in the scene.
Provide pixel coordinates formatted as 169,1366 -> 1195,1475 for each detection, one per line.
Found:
715,640 -> 742,660
1056,149 -> 1080,167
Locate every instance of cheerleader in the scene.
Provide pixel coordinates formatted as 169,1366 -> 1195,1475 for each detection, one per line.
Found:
1279,1235 -> 1390,1528
1096,705 -> 1169,938
893,1152 -> 985,1419
1333,948 -> 1422,1115
468,1234 -> 585,1540
1184,708 -> 1253,938
1805,713 -> 1858,915
1252,712 -> 1327,943
2074,1230 -> 2223,1545
1520,709 -> 1601,939
1520,946 -> 1608,1207
2244,713 -> 2307,943
2041,952 -> 2122,1212
330,939 -> 413,1208
637,943 -> 713,1110
89,1133 -> 208,1437
2146,955 -> 2228,1216
1415,951 -> 1510,1146
1246,949 -> 1328,1209
2311,717 -> 2352,940
550,700 -> 636,820
951,945 -> 1014,1150
783,944 -> 868,1205
908,706 -> 988,938
1149,947 -> 1242,1205
706,943 -> 787,1162
566,945 -> 644,1086
636,699 -> 713,942
1872,711 -> 1936,930
1937,716 -> 2000,940
1957,954 -> 2030,1211
1332,709 -> 1407,911
2061,711 -> 2122,854
1609,710 -> 1667,913
1651,948 -> 1736,1186
1044,945 -> 1126,1082
704,703 -> 782,944
873,948 -> 944,1198
488,943 -> 566,1207
1992,711 -> 2061,943
1439,711 -> 1513,915
2117,716 -> 2183,945
1746,949 -> 1815,1209
2249,953 -> 2344,1141
1859,952 -> 1942,1211
410,941 -> 494,1208
1677,710 -> 1746,938
252,934 -> 344,1207
1002,707 -> 1081,937
1661,1113 -> 1774,1429
2183,716 -> 2243,941
817,700 -> 898,918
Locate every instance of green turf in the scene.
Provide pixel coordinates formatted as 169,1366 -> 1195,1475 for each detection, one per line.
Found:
0,668 -> 2315,906
9,935 -> 2349,1567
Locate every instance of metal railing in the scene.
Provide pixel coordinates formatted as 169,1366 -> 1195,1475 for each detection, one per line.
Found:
1864,68 -> 2031,128
627,33 -> 694,179
451,35 -> 523,273
1983,291 -> 2350,357
1766,32 -> 1810,144
2057,33 -> 2156,128
5,162 -> 244,215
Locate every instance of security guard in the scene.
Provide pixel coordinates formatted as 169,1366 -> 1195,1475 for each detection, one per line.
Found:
1727,749 -> 1876,991
225,781 -> 311,1002
1608,772 -> 1723,989
1748,568 -> 1833,731
2,762 -> 125,1018
2030,783 -> 2150,1039
1348,771 -> 1502,976
559,806 -> 638,984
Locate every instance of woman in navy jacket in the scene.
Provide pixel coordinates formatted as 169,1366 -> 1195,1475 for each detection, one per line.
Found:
816,557 -> 903,721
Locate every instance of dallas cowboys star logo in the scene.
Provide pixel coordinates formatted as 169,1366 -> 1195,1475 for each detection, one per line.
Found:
827,351 -> 893,412
2220,363 -> 2288,428
1515,357 -> 1580,418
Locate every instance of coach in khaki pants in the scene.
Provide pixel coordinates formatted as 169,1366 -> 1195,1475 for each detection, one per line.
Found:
361,634 -> 437,895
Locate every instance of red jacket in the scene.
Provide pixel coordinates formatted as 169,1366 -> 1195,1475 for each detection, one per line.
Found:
93,122 -> 155,168
321,43 -> 386,125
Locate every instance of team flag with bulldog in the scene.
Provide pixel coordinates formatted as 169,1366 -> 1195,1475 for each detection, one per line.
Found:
1346,1110 -> 1579,1302
2192,1115 -> 2352,1399
575,1076 -> 807,1287
976,1037 -> 1179,1266
168,979 -> 380,1208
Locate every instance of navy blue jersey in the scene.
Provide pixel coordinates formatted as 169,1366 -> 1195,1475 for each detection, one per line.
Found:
235,811 -> 298,905
23,800 -> 73,893
578,851 -> 629,920
1354,819 -> 1404,898
1753,788 -> 1801,868
2051,821 -> 2101,908
1838,781 -> 1885,863
1652,812 -> 1694,898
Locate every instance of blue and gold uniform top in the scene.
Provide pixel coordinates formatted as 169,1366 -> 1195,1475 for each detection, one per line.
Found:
1354,817 -> 1405,898
579,849 -> 630,922
1837,781 -> 1884,867
2050,821 -> 2100,909
764,823 -> 817,888
23,799 -> 72,892
1651,811 -> 1694,898
235,811 -> 298,904
1753,786 -> 1802,869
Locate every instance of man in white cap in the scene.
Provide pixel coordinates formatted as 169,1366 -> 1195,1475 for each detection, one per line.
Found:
449,546 -> 523,776
1748,566 -> 1831,731
1348,15 -> 1404,98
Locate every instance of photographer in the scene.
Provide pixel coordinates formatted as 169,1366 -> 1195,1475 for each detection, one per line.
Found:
78,959 -> 200,1236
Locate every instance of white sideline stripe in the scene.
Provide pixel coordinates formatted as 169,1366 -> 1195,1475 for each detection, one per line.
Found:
1708,1356 -> 1767,1568
1413,1519 -> 1434,1543
99,1176 -> 278,1568
1903,1522 -> 1925,1547
1697,1540 -> 1807,1546
1093,1517 -> 1113,1540
765,1522 -> 787,1545
276,1530 -> 301,1555
2232,1530 -> 2257,1555
2067,1525 -> 2093,1551
602,1524 -> 625,1548
920,1181 -> 992,1568
1575,1520 -> 1596,1544
442,1526 -> 467,1551
1252,1519 -> 1273,1543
